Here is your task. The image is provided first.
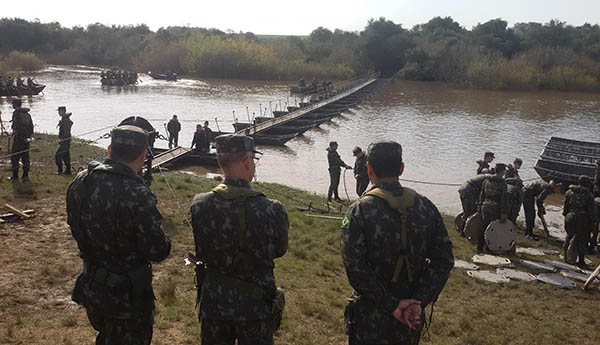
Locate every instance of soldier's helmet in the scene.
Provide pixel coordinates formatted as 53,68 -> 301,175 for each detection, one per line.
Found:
216,134 -> 262,155
485,151 -> 495,158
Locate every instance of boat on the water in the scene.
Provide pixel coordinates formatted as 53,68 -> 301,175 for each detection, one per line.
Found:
152,147 -> 218,167
534,136 -> 600,186
0,84 -> 45,97
148,71 -> 178,81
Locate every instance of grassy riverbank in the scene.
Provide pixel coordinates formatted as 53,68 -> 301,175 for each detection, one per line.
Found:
1,134 -> 599,345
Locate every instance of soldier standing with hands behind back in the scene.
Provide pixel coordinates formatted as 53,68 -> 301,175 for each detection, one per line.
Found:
67,125 -> 171,345
55,106 -> 73,175
191,134 -> 288,345
167,114 -> 181,149
9,99 -> 34,181
341,141 -> 454,345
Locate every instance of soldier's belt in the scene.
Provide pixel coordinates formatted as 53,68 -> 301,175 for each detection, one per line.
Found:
83,262 -> 128,288
206,269 -> 274,302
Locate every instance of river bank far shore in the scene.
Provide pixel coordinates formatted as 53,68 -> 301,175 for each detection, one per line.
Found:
1,133 -> 599,345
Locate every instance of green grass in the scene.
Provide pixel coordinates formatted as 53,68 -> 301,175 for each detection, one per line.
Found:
1,134 -> 599,345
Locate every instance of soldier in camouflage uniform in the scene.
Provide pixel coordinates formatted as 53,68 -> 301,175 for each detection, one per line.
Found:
477,164 -> 508,252
522,180 -> 561,240
352,146 -> 369,197
341,141 -> 454,345
505,177 -> 524,224
67,125 -> 172,345
327,141 -> 352,203
458,174 -> 492,234
191,134 -> 289,345
476,151 -> 494,175
9,99 -> 34,181
505,158 -> 522,180
55,106 -> 73,175
562,176 -> 598,267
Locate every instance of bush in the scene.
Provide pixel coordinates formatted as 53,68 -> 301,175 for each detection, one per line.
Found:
2,50 -> 44,71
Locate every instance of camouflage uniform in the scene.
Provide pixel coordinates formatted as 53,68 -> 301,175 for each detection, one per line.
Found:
505,164 -> 520,179
506,178 -> 524,224
458,175 -> 490,230
191,129 -> 206,151
353,154 -> 369,196
476,160 -> 489,175
563,182 -> 598,265
167,118 -> 181,148
522,181 -> 553,233
478,176 -> 508,250
327,146 -> 349,201
191,134 -> 289,345
341,142 -> 453,345
67,126 -> 171,345
10,106 -> 33,180
55,111 -> 73,174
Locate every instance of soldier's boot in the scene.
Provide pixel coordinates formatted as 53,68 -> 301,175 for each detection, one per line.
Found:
64,164 -> 72,175
525,228 -> 539,241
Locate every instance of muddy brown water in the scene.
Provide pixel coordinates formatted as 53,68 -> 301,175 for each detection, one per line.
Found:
1,65 -> 598,231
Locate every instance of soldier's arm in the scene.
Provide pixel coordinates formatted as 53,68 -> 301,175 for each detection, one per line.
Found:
341,205 -> 400,313
411,201 -> 454,306
537,186 -> 551,211
270,200 -> 289,258
133,189 -> 171,262
563,192 -> 571,216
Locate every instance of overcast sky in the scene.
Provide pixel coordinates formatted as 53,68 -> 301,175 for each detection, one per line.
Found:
4,0 -> 600,35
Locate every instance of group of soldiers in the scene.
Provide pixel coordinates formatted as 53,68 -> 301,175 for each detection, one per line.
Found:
100,70 -> 139,85
2,100 -> 73,181
461,151 -> 600,268
0,75 -> 41,91
325,141 -> 370,203
66,128 -> 453,345
166,114 -> 214,151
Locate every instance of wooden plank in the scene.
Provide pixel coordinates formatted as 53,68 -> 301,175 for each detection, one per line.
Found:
0,209 -> 35,218
4,204 -> 31,219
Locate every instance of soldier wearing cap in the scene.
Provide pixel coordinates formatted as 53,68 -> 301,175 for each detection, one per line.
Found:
341,141 -> 454,345
66,125 -> 171,345
505,158 -> 522,180
327,141 -> 352,203
9,98 -> 34,181
563,175 -> 598,267
522,179 -> 562,240
353,146 -> 369,197
190,134 -> 289,345
167,114 -> 181,149
477,163 -> 508,252
55,106 -> 73,175
476,151 -> 495,175
457,173 -> 493,235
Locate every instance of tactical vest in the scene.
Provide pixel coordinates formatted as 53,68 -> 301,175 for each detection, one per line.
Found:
365,187 -> 416,283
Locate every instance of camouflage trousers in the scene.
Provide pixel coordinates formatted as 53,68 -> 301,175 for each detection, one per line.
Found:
200,317 -> 274,345
459,190 -> 478,228
86,304 -> 153,345
328,169 -> 341,200
10,141 -> 30,177
356,178 -> 369,197
522,197 -> 537,231
563,212 -> 592,265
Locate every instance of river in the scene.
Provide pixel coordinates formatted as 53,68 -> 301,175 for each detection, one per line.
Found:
1,65 -> 598,229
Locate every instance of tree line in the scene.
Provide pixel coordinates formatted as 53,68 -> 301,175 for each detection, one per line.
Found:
1,16 -> 600,91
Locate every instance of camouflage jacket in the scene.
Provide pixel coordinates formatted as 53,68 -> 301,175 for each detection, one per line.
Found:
523,180 -> 553,210
479,176 -> 508,213
190,178 -> 289,321
67,159 -> 171,317
563,185 -> 598,222
11,107 -> 33,143
505,164 -> 520,179
58,115 -> 73,140
506,178 -> 524,213
476,160 -> 489,175
459,174 -> 491,198
328,148 -> 347,172
341,181 -> 454,343
354,155 -> 368,182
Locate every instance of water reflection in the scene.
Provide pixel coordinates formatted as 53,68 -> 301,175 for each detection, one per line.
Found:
1,66 -> 598,216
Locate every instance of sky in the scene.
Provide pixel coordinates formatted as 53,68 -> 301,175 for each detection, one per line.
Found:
3,0 -> 600,35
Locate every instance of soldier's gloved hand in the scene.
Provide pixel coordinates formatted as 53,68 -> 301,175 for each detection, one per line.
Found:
500,214 -> 508,224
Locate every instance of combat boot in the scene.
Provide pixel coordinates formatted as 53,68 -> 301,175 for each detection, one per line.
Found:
8,169 -> 18,182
